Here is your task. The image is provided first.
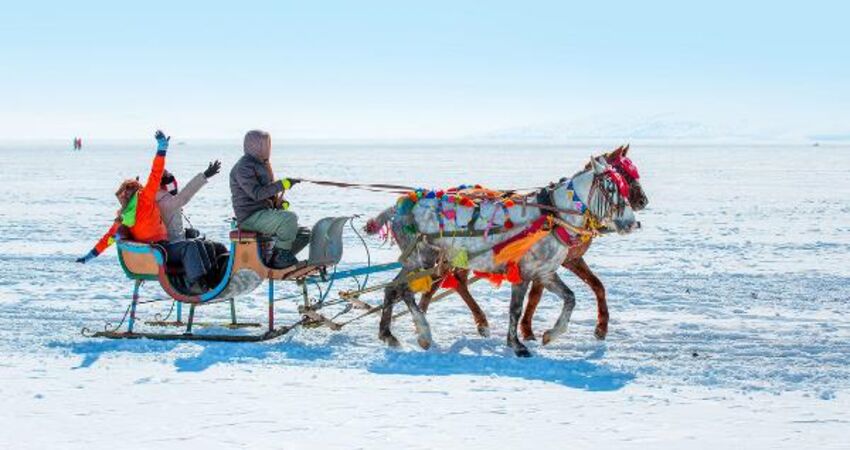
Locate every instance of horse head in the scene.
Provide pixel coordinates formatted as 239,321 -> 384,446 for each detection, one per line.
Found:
606,144 -> 648,210
571,156 -> 639,234
584,145 -> 648,211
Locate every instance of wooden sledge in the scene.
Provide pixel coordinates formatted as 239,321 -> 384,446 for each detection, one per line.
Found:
87,217 -> 349,341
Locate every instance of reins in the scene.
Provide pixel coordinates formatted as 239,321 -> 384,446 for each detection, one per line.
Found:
297,178 -> 416,194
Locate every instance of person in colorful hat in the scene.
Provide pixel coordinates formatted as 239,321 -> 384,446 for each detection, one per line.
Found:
76,130 -> 215,292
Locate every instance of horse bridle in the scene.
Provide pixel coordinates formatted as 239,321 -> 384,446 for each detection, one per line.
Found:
586,168 -> 629,225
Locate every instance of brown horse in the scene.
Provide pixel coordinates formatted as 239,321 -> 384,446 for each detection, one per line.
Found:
418,145 -> 648,342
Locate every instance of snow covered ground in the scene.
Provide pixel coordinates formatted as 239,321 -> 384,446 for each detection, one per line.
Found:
1,141 -> 848,449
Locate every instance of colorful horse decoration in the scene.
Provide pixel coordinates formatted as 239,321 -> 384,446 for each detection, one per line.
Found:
414,145 -> 649,342
365,148 -> 641,356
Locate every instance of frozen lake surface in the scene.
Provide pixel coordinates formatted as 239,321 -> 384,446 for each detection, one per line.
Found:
1,141 -> 849,448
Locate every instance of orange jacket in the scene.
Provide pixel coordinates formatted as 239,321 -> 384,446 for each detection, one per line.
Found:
90,151 -> 169,255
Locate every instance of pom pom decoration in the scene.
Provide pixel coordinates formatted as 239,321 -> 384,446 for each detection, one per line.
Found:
409,274 -> 433,293
503,199 -> 515,208
396,198 -> 415,215
451,249 -> 469,269
506,261 -> 522,284
504,219 -> 514,229
473,271 -> 505,288
364,218 -> 381,234
440,272 -> 459,289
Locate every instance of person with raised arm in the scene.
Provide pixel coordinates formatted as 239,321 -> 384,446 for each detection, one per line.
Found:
157,160 -> 229,286
76,130 -> 215,292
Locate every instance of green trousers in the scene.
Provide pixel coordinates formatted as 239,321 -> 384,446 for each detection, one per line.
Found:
240,209 -> 299,250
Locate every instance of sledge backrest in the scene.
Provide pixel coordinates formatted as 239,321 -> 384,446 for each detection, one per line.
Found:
307,217 -> 349,267
117,241 -> 164,280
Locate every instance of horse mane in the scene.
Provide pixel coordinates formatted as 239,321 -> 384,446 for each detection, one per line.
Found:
582,144 -> 629,171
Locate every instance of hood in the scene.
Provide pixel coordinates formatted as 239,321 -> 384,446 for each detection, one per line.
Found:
244,130 -> 271,161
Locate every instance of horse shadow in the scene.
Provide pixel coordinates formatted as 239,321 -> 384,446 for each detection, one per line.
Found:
368,338 -> 632,392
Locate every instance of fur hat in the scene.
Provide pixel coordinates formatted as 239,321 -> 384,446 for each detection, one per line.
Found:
115,178 -> 142,207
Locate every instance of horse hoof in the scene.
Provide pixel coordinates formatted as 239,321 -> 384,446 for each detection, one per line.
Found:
542,330 -> 554,346
594,325 -> 608,340
417,337 -> 432,350
381,334 -> 401,348
514,346 -> 532,358
477,325 -> 491,338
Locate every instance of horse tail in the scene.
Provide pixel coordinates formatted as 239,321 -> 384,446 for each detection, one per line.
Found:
365,206 -> 396,235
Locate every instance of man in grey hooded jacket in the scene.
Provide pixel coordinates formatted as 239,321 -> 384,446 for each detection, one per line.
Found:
229,130 -> 301,269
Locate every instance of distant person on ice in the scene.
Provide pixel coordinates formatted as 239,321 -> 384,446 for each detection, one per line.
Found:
157,160 -> 230,287
76,130 -> 215,292
230,130 -> 307,269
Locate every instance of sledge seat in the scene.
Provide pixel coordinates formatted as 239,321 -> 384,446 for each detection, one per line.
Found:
117,241 -> 165,280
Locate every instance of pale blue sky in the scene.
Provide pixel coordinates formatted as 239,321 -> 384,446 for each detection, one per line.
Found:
1,1 -> 848,140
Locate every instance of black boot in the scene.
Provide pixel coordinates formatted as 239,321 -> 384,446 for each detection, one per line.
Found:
269,248 -> 298,269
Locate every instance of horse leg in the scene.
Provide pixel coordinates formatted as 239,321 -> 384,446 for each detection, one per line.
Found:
379,284 -> 401,347
507,280 -> 532,357
417,280 -> 440,313
565,257 -> 608,340
540,274 -> 576,346
401,285 -> 433,350
520,280 -> 544,341
454,270 -> 490,337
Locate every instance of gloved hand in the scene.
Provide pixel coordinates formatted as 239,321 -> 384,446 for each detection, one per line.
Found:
155,130 -> 171,152
204,160 -> 221,179
281,178 -> 301,190
76,249 -> 97,264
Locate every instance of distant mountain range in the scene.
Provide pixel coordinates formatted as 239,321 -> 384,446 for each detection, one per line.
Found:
472,115 -> 847,145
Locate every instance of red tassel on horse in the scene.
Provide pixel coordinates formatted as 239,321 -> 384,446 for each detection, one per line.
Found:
506,261 -> 522,284
441,272 -> 459,289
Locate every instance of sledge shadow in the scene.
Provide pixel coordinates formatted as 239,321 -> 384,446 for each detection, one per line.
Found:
173,339 -> 334,372
50,335 -> 337,372
49,340 -> 182,369
368,339 -> 632,391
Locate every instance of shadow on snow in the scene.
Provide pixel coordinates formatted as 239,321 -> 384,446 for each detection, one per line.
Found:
367,338 -> 633,392
49,335 -> 633,391
49,337 -> 334,372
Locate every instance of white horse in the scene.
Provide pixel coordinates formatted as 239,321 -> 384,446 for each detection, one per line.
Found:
367,156 -> 639,357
